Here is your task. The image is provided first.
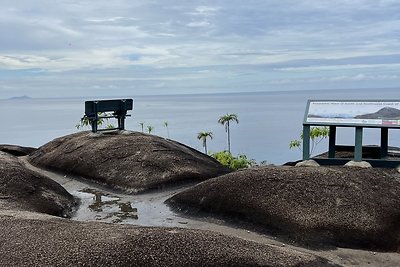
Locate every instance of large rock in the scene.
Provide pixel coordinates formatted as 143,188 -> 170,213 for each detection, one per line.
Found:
0,211 -> 337,267
344,160 -> 372,168
29,131 -> 229,193
0,152 -> 75,217
0,144 -> 36,156
167,166 -> 400,251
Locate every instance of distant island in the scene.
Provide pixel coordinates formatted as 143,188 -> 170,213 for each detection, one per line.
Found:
355,107 -> 400,119
308,113 -> 353,119
308,107 -> 400,120
8,95 -> 32,100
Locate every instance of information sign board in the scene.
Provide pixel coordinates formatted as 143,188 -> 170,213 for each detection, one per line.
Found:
304,100 -> 400,127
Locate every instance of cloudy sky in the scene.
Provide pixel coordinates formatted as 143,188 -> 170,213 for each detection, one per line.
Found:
0,0 -> 399,98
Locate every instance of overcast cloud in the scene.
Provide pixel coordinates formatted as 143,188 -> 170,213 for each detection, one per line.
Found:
0,0 -> 399,98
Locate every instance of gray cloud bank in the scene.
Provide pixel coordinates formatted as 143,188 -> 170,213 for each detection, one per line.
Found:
0,0 -> 399,97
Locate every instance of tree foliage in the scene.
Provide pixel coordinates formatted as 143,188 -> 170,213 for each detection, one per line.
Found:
197,131 -> 213,154
289,126 -> 329,155
218,113 -> 239,154
164,121 -> 170,138
147,125 -> 154,134
139,122 -> 145,133
75,112 -> 114,130
211,151 -> 256,170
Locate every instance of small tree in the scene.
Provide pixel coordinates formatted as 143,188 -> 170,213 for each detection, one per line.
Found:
147,125 -> 154,134
218,113 -> 239,154
139,122 -> 145,133
197,131 -> 213,154
290,126 -> 329,156
164,121 -> 170,138
75,112 -> 113,130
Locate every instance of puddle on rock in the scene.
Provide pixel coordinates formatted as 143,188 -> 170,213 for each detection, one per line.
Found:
67,180 -> 200,228
74,188 -> 138,223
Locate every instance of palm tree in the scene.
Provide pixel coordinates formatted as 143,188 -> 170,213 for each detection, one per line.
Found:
197,131 -> 213,154
218,113 -> 239,154
147,125 -> 154,134
139,122 -> 145,133
164,121 -> 170,138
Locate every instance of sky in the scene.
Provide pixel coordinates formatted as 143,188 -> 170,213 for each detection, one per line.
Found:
0,0 -> 399,98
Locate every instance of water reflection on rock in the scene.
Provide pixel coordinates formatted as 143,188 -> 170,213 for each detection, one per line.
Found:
76,188 -> 138,223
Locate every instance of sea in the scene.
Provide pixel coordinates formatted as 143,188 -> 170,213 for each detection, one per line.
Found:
1,88 -> 399,165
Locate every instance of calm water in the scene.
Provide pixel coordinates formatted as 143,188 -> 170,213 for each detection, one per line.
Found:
1,88 -> 400,164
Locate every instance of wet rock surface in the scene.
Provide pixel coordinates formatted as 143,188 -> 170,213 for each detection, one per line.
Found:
0,152 -> 75,217
0,144 -> 36,156
29,131 -> 229,193
0,211 -> 338,267
167,166 -> 400,251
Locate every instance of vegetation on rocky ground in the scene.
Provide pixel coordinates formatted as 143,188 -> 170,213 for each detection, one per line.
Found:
211,151 -> 257,170
75,112 -> 114,130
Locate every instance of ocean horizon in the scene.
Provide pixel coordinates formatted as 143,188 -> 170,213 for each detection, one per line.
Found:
1,88 -> 400,165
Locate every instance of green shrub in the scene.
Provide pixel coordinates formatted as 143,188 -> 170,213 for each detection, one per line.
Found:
75,112 -> 114,130
289,126 -> 329,156
211,151 -> 256,170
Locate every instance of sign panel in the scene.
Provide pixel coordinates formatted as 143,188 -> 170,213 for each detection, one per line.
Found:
304,100 -> 400,127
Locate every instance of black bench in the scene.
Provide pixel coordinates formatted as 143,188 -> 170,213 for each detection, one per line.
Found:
84,99 -> 133,133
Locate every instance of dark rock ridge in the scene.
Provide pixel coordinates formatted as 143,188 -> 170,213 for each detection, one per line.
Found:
29,131 -> 230,193
0,212 -> 338,267
355,107 -> 400,119
0,144 -> 36,156
0,152 -> 75,217
167,166 -> 400,251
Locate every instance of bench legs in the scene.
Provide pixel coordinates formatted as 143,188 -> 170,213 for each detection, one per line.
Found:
90,119 -> 98,133
90,116 -> 126,133
116,111 -> 127,131
118,116 -> 126,131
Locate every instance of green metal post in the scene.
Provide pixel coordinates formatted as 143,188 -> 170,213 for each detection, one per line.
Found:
303,125 -> 311,160
328,126 -> 336,158
381,128 -> 389,158
354,126 -> 363,162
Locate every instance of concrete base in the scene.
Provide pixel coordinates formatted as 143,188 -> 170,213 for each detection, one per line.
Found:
344,161 -> 372,168
295,160 -> 320,167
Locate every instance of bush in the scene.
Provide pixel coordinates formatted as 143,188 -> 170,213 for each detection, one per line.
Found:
211,151 -> 256,170
289,126 -> 329,156
75,112 -> 114,130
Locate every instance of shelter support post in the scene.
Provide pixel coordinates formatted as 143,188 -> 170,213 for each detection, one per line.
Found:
328,126 -> 336,158
354,126 -> 363,162
381,128 -> 389,158
302,125 -> 311,160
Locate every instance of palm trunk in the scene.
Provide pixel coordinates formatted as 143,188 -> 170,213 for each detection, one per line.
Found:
227,121 -> 231,154
202,139 -> 208,154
